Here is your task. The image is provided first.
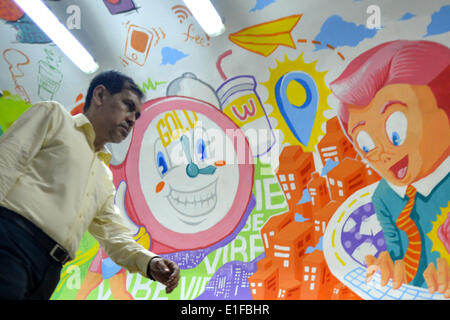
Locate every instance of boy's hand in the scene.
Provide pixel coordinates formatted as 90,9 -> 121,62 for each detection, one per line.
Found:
423,258 -> 450,298
365,251 -> 407,289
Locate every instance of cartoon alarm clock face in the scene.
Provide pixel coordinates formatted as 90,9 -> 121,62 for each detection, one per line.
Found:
124,96 -> 254,251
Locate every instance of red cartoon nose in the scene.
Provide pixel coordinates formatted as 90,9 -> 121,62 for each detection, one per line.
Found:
155,181 -> 165,193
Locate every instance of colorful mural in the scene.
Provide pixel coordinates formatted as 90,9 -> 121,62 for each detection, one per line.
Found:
0,0 -> 448,300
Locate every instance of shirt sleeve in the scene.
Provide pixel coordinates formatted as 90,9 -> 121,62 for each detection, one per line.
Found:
0,102 -> 59,203
88,185 -> 158,278
372,189 -> 404,261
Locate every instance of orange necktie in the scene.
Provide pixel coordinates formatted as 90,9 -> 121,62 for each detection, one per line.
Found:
395,185 -> 422,283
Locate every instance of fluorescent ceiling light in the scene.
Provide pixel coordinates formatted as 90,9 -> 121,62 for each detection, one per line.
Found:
13,0 -> 99,74
182,0 -> 225,36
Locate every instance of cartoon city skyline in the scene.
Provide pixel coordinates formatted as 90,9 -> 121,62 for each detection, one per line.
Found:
249,116 -> 381,300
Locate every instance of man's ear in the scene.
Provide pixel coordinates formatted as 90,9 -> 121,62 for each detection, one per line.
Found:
92,85 -> 108,107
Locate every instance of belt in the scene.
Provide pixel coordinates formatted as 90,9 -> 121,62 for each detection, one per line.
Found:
0,207 -> 71,265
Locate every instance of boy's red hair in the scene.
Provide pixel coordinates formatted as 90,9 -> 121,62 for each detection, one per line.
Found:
330,40 -> 450,134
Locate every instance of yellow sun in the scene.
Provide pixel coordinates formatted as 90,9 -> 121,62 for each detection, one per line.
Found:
427,201 -> 450,265
261,53 -> 331,152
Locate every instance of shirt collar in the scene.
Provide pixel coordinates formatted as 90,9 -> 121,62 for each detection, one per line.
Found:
72,113 -> 112,165
386,156 -> 450,198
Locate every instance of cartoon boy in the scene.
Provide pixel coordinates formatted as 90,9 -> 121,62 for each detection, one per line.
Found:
330,40 -> 450,296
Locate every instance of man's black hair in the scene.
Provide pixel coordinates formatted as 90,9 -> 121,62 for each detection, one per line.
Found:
83,70 -> 144,112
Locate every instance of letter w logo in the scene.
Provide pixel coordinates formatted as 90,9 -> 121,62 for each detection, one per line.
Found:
231,98 -> 257,122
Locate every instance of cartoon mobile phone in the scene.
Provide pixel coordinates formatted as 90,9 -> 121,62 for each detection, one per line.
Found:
124,25 -> 153,66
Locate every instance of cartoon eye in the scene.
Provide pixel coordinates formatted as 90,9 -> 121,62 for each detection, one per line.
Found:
157,151 -> 168,175
196,139 -> 207,160
356,130 -> 376,153
154,138 -> 172,177
193,126 -> 214,163
385,111 -> 407,146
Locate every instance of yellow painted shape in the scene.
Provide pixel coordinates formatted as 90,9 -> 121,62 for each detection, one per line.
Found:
230,33 -> 295,47
286,79 -> 307,107
229,14 -> 302,56
337,210 -> 346,223
261,53 -> 332,152
335,252 -> 346,266
229,38 -> 278,56
223,93 -> 265,126
332,229 -> 336,248
427,201 -> 449,265
361,192 -> 370,198
232,14 -> 302,36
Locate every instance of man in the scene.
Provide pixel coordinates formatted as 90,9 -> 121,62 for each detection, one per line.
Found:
330,40 -> 449,297
0,70 -> 180,299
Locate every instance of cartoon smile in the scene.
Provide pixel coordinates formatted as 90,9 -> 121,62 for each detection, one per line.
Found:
167,179 -> 218,225
389,155 -> 408,180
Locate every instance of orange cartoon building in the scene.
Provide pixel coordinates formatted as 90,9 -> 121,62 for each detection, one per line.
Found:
330,282 -> 363,300
248,258 -> 279,300
326,158 -> 368,202
317,117 -> 357,166
251,132 -> 381,300
299,250 -> 330,300
251,213 -> 315,300
311,201 -> 340,244
363,162 -> 382,185
296,200 -> 313,220
277,276 -> 301,300
275,145 -> 315,208
271,221 -> 314,277
307,172 -> 330,211
260,212 -> 294,258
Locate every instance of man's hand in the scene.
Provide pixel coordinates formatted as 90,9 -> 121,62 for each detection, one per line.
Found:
147,257 -> 180,294
423,258 -> 450,298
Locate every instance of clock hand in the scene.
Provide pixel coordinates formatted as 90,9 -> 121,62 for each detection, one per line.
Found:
180,135 -> 193,164
198,165 -> 216,175
180,135 -> 217,178
181,135 -> 200,178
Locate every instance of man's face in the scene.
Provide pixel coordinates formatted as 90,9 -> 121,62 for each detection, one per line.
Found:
346,84 -> 449,186
101,84 -> 142,144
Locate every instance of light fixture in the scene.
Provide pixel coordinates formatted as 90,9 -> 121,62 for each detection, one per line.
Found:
182,0 -> 225,36
13,0 -> 99,74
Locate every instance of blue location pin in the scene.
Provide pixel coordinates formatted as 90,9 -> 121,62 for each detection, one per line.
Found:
275,71 -> 319,146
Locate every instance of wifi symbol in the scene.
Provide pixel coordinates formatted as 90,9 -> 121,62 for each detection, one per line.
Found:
172,5 -> 192,24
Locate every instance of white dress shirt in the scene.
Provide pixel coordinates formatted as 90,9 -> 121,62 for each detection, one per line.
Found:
0,101 -> 156,277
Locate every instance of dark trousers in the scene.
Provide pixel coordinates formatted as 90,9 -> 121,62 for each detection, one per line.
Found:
0,208 -> 62,300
